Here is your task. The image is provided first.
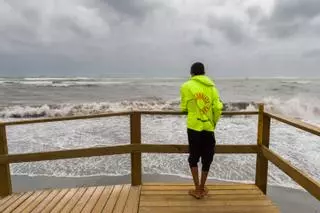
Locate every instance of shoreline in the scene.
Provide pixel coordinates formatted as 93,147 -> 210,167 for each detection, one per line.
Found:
11,174 -> 320,213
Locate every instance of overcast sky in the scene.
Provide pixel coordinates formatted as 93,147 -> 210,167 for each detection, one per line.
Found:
0,0 -> 320,77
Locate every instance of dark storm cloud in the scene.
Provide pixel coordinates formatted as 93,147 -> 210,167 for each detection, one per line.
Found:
0,0 -> 320,77
258,0 -> 320,38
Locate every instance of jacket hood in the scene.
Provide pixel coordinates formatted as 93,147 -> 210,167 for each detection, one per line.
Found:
191,75 -> 215,86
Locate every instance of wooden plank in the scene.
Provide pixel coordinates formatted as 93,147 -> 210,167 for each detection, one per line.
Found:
0,193 -> 28,212
59,187 -> 87,213
131,112 -> 142,185
102,185 -> 123,212
91,186 -> 114,212
112,185 -> 131,213
140,194 -> 267,201
31,189 -> 60,213
255,105 -> 270,194
0,145 -> 133,164
261,146 -> 320,201
140,200 -> 273,207
139,111 -> 258,116
70,187 -> 96,213
21,190 -> 52,213
10,191 -> 43,213
139,206 -> 279,213
123,186 -> 141,213
4,112 -> 130,126
142,184 -> 259,191
137,144 -> 258,154
41,188 -> 69,212
49,188 -> 78,213
0,144 -> 258,165
265,112 -> 320,136
0,123 -> 12,196
81,186 -> 105,213
0,193 -> 18,206
141,189 -> 262,195
142,182 -> 249,186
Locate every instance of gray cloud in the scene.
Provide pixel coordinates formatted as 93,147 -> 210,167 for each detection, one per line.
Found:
102,0 -> 153,18
302,49 -> 320,58
193,35 -> 213,47
258,0 -> 320,38
207,16 -> 250,44
94,0 -> 161,22
0,0 -> 320,77
52,16 -> 93,39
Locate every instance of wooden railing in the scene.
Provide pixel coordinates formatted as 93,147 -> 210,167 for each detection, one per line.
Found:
0,105 -> 319,202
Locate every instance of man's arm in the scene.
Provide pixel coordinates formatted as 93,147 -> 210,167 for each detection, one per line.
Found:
212,87 -> 223,127
180,84 -> 188,112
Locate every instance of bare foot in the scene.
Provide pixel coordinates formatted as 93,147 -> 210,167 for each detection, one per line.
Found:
188,189 -> 202,199
199,186 -> 209,197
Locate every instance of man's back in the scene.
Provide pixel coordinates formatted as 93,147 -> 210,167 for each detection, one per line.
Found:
180,75 -> 223,132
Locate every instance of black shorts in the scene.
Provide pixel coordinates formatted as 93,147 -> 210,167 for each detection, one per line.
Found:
187,128 -> 216,171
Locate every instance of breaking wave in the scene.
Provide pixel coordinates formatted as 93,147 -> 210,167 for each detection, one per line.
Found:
0,78 -> 130,87
1,97 -> 319,123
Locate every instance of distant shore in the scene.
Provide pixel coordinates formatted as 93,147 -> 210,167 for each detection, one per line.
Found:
11,174 -> 320,213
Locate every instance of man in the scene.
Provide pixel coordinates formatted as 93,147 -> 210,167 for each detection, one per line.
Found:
180,62 -> 223,199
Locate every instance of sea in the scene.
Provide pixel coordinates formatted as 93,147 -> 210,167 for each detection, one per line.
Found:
0,77 -> 319,189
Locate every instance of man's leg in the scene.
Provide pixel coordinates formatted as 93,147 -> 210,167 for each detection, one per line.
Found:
200,131 -> 216,196
191,167 -> 200,188
187,129 -> 201,198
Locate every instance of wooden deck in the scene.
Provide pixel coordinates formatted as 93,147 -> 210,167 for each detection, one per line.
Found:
0,184 -> 280,213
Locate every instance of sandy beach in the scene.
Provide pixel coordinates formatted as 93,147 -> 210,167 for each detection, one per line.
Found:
11,174 -> 320,213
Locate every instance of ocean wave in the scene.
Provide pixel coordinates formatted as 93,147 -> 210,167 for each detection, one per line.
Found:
23,77 -> 93,81
263,96 -> 320,121
1,80 -> 129,87
1,97 -> 319,121
281,80 -> 311,84
0,101 -> 257,118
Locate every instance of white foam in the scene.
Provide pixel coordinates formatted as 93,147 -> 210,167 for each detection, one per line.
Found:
3,78 -> 130,87
19,81 -> 53,86
0,101 -> 180,118
24,77 -> 92,81
263,96 -> 320,124
281,80 -> 311,84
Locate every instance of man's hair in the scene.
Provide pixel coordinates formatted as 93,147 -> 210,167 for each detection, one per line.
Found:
190,62 -> 205,75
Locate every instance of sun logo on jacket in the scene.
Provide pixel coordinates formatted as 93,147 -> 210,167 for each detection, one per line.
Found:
194,92 -> 210,114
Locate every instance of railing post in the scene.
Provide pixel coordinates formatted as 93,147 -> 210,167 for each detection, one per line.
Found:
255,104 -> 271,194
0,123 -> 12,196
130,112 -> 142,186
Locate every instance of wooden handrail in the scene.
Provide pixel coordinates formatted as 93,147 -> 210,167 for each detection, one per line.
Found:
2,111 -> 258,126
0,144 -> 258,164
139,111 -> 258,116
265,112 -> 320,136
261,145 -> 320,201
0,106 -> 319,203
3,112 -> 131,126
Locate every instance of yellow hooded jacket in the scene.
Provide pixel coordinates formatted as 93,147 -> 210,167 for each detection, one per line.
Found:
180,75 -> 223,132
